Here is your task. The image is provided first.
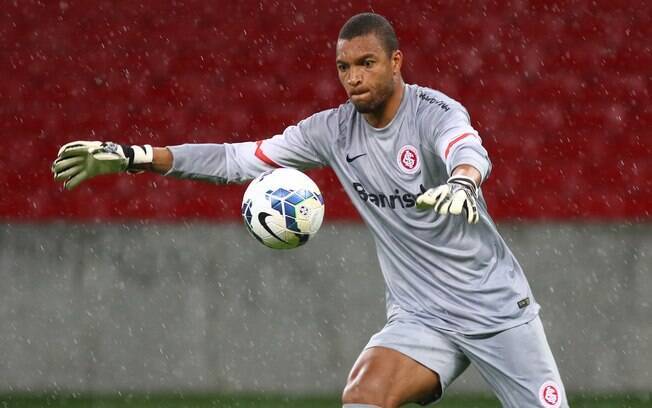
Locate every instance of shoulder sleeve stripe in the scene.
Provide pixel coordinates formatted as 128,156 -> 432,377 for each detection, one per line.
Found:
255,140 -> 282,168
444,133 -> 475,159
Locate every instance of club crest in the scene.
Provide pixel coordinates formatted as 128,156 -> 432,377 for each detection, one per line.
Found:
397,145 -> 420,174
538,381 -> 562,407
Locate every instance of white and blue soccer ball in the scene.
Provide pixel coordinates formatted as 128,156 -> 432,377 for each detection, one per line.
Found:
241,168 -> 325,249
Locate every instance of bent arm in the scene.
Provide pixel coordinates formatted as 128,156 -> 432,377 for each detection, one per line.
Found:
451,163 -> 482,187
430,108 -> 491,187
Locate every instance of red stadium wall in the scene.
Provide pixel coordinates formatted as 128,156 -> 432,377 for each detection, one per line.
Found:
1,1 -> 650,221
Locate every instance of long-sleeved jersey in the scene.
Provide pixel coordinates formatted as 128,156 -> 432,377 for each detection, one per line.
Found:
167,84 -> 539,335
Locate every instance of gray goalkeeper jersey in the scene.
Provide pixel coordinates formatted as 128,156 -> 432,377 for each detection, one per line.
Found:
167,84 -> 539,335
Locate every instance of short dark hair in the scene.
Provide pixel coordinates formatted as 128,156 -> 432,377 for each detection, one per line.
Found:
338,13 -> 399,56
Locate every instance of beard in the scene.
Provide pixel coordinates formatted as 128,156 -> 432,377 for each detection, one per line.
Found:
351,96 -> 386,114
350,80 -> 395,114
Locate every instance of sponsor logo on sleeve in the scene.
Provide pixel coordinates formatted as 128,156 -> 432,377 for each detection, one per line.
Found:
538,381 -> 562,408
418,92 -> 451,112
397,145 -> 420,174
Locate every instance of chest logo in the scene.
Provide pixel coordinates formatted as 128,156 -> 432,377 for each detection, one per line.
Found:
397,145 -> 420,174
346,153 -> 367,163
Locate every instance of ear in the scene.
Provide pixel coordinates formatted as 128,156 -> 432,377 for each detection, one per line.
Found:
391,49 -> 403,75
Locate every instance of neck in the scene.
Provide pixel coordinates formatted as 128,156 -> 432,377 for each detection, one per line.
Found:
364,78 -> 405,128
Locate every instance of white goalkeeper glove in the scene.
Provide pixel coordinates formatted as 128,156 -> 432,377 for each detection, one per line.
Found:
416,175 -> 480,224
52,141 -> 153,190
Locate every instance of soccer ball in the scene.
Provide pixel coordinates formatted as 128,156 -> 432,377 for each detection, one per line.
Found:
241,168 -> 325,249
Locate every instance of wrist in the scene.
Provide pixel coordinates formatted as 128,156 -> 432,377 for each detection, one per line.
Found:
451,164 -> 482,186
120,144 -> 154,172
447,175 -> 478,197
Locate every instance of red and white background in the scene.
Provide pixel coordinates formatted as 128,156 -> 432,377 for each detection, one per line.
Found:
0,0 -> 650,395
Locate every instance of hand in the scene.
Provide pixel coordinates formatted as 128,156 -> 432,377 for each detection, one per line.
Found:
416,175 -> 480,224
52,141 -> 152,190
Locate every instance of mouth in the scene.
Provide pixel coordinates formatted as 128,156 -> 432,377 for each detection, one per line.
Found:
350,90 -> 370,99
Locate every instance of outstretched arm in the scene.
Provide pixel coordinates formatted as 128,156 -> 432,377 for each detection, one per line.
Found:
139,147 -> 173,174
53,109 -> 334,190
52,139 -> 314,190
52,142 -> 174,190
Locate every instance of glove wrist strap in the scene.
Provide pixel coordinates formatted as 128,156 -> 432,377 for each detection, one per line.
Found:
447,175 -> 478,197
121,144 -> 153,173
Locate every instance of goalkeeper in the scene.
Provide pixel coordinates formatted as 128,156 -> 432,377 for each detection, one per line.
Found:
52,13 -> 567,408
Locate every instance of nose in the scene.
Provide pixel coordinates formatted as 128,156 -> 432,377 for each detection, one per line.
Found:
347,67 -> 362,87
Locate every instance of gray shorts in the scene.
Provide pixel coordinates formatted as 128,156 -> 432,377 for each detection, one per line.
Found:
365,314 -> 567,407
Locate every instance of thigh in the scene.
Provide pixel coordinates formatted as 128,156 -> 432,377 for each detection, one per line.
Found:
343,346 -> 441,407
455,316 -> 568,408
344,317 -> 470,406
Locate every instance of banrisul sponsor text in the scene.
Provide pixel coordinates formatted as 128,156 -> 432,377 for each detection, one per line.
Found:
353,182 -> 427,209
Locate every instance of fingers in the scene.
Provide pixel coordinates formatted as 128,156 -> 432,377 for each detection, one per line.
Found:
54,164 -> 83,181
416,186 -> 449,209
57,140 -> 101,156
447,191 -> 466,216
433,192 -> 450,213
53,141 -> 104,190
436,199 -> 451,215
415,190 -> 435,209
418,187 -> 480,224
466,199 -> 479,224
64,169 -> 88,190
52,156 -> 84,174
57,145 -> 92,160
448,191 -> 479,224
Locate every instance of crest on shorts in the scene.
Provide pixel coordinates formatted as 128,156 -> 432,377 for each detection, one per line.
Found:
397,145 -> 420,174
538,381 -> 562,408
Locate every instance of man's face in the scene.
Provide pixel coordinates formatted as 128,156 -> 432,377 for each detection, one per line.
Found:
336,34 -> 398,114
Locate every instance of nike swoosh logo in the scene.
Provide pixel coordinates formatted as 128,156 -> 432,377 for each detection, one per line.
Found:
346,153 -> 367,163
258,212 -> 288,243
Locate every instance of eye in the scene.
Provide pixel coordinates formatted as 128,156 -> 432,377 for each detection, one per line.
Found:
337,63 -> 349,72
363,59 -> 375,68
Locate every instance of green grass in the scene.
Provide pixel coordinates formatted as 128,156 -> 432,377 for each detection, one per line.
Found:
0,393 -> 650,407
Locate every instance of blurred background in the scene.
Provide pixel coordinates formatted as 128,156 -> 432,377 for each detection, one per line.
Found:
1,0 -> 650,407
